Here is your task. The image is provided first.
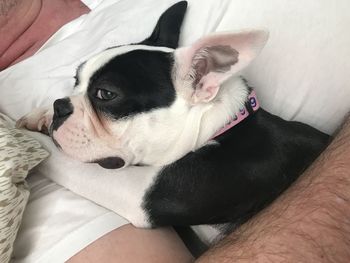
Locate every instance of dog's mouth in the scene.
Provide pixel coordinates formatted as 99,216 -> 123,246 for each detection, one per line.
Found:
92,157 -> 126,169
48,122 -> 125,169
48,122 -> 54,137
48,123 -> 62,149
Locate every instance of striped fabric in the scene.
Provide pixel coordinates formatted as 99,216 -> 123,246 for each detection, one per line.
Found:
0,113 -> 49,263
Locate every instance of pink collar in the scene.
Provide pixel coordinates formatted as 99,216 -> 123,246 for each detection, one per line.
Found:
211,90 -> 260,139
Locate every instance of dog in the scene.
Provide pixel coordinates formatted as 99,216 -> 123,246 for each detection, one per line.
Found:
17,1 -> 329,239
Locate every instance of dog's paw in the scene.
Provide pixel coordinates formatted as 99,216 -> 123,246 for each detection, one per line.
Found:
16,107 -> 53,135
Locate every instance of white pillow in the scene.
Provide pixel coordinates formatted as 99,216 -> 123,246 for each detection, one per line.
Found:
0,0 -> 349,134
180,0 -> 350,134
0,0 -> 181,120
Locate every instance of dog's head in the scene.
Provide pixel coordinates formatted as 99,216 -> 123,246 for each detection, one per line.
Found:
50,4 -> 268,169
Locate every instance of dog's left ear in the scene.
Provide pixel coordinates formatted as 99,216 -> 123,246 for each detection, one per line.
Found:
176,30 -> 269,104
140,1 -> 187,48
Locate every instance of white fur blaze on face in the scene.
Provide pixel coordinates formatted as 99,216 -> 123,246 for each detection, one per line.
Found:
108,96 -> 209,166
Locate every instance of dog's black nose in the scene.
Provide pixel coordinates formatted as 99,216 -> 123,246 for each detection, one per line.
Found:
53,98 -> 73,118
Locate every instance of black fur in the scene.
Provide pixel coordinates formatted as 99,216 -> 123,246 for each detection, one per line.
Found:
66,0 -> 330,239
87,50 -> 176,119
77,2 -> 188,119
73,1 -> 187,89
140,1 -> 188,48
143,106 -> 329,228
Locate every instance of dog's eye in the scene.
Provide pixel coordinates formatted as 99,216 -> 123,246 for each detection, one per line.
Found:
96,89 -> 117,100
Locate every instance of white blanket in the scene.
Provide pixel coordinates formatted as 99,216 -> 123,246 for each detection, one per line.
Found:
1,0 -> 350,249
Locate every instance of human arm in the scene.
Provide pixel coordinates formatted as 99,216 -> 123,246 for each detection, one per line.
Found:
197,115 -> 350,262
0,0 -> 89,70
67,224 -> 194,263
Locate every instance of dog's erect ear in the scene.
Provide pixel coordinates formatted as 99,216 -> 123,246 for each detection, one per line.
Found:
176,30 -> 269,104
140,1 -> 187,48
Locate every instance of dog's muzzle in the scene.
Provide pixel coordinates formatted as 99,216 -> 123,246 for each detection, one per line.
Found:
51,98 -> 73,132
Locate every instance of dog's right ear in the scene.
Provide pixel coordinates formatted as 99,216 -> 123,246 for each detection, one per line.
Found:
140,1 -> 187,48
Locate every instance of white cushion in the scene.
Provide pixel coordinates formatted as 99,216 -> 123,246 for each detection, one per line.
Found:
0,0 -> 181,121
180,0 -> 350,134
1,0 -> 349,134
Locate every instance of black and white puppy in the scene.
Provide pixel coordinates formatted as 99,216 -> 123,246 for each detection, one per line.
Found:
18,1 -> 329,238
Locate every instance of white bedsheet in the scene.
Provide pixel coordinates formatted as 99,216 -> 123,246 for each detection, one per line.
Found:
12,174 -> 127,263
1,0 -> 350,260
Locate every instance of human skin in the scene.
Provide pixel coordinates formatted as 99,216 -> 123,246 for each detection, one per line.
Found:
197,115 -> 350,263
67,225 -> 194,263
0,0 -> 89,70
